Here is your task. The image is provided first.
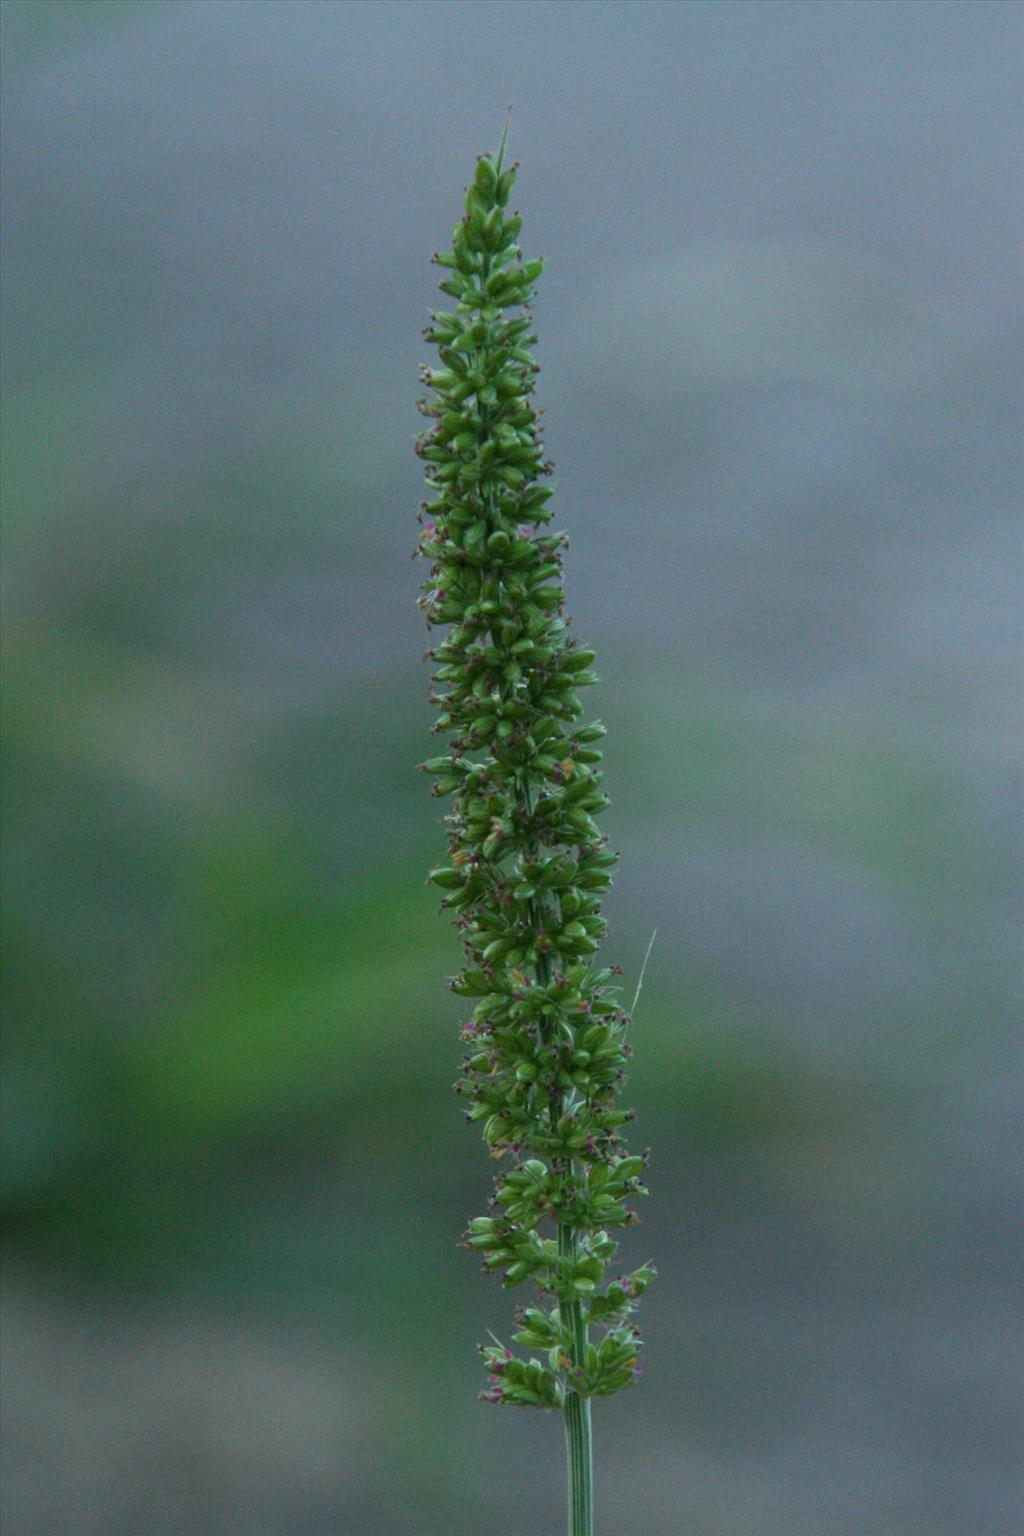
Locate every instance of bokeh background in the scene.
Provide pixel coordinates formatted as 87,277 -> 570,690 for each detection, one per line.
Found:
2,2 -> 1021,1532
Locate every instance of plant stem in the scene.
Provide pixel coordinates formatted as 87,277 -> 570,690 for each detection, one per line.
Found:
559,1224 -> 594,1536
521,782 -> 594,1533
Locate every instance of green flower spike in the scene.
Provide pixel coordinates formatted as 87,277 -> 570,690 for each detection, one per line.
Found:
416,128 -> 654,1536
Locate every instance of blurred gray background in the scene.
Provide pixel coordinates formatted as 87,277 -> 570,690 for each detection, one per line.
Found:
1,1 -> 1021,1533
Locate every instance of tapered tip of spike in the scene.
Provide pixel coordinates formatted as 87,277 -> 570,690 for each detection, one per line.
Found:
496,104 -> 512,172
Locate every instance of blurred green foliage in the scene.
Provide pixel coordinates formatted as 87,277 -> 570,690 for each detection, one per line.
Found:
1,344 -> 998,1327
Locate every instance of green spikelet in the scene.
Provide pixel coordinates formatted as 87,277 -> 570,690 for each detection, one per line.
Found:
416,133 -> 654,1536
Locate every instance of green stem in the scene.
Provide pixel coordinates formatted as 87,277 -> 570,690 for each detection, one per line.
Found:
479,178 -> 593,1534
559,1224 -> 593,1536
519,784 -> 594,1533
